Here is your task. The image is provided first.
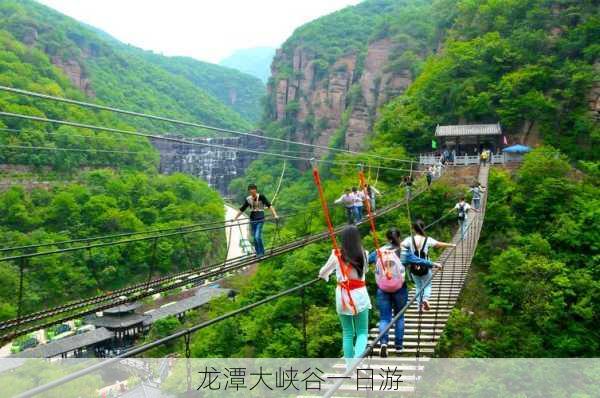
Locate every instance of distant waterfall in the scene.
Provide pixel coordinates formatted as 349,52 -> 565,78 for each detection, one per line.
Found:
151,135 -> 266,195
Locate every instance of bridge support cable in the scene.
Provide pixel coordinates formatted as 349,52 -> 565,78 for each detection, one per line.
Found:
323,165 -> 490,397
12,278 -> 322,398
1,187 -> 429,341
0,85 -> 417,165
0,110 -> 426,173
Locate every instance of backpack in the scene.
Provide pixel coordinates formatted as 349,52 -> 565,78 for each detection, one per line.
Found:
457,203 -> 466,221
374,248 -> 405,292
409,236 -> 430,276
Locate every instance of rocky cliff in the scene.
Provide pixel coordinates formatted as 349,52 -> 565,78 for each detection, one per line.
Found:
268,37 -> 417,151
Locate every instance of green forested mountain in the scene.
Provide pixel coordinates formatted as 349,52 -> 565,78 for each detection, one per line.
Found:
0,30 -> 159,171
0,170 -> 225,320
273,0 -> 417,74
209,0 -> 599,361
0,0 -> 264,131
138,53 -> 265,123
219,47 -> 276,83
375,0 -> 599,161
266,0 -> 598,161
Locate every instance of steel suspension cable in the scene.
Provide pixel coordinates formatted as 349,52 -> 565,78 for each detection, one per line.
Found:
2,193 -> 427,337
0,212 -> 299,253
0,111 -> 421,173
0,216 -> 280,263
0,85 -> 416,164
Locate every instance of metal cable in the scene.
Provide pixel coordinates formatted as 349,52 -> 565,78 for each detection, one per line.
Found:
0,85 -> 417,164
0,111 -> 422,173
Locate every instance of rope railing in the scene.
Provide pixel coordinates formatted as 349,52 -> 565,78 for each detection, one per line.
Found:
9,170 -> 467,398
0,213 -> 291,253
322,167 -> 489,397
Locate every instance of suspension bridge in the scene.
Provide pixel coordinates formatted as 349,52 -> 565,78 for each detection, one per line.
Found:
0,85 -> 492,398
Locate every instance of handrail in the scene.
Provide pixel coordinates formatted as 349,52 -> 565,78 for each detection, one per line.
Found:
1,188 -> 428,339
322,167 -> 489,397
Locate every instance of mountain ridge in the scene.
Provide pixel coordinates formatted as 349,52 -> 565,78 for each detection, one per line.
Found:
0,0 -> 265,130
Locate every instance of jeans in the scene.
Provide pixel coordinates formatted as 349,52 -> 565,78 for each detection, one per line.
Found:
345,207 -> 354,224
411,269 -> 432,307
250,220 -> 265,256
376,287 -> 408,348
339,309 -> 369,363
472,197 -> 480,210
458,218 -> 469,240
353,206 -> 363,222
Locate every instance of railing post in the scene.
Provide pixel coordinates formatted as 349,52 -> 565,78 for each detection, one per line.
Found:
13,258 -> 26,340
301,286 -> 308,357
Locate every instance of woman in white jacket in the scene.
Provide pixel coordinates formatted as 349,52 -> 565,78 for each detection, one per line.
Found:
319,225 -> 371,362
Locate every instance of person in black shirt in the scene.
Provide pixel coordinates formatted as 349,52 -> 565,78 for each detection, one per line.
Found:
234,184 -> 278,256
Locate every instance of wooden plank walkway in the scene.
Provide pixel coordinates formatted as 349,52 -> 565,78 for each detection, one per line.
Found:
311,164 -> 490,397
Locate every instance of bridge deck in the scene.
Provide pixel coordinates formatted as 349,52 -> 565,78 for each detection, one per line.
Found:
314,164 -> 490,396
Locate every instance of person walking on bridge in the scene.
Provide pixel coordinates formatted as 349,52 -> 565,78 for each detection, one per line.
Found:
455,196 -> 479,240
480,148 -> 490,166
368,228 -> 439,357
365,184 -> 381,211
319,226 -> 371,365
426,166 -> 433,187
335,188 -> 356,224
469,182 -> 486,210
234,184 -> 278,257
401,220 -> 455,312
352,187 -> 366,222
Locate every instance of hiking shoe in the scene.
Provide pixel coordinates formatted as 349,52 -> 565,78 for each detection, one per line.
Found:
380,344 -> 388,358
394,344 -> 403,355
422,300 -> 430,311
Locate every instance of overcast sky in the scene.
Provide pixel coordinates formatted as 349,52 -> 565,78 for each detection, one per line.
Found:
37,0 -> 361,63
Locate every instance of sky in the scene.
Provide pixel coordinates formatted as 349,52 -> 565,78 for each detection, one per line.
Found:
38,0 -> 361,64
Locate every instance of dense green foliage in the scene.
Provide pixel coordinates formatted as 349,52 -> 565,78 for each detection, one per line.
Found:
0,0 -> 263,131
0,170 -> 225,320
132,53 -> 265,124
375,0 -> 599,160
0,30 -> 159,170
439,148 -> 599,356
188,160 -> 461,358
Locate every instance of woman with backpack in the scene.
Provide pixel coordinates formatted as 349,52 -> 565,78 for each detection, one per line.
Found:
402,220 -> 456,312
368,228 -> 439,357
319,225 -> 371,364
